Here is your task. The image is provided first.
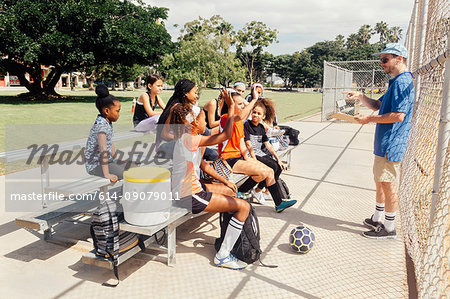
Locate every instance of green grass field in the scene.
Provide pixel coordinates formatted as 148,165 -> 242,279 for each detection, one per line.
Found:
0,88 -> 322,153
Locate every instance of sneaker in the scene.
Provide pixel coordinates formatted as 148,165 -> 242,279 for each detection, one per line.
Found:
275,200 -> 297,213
362,224 -> 397,239
363,215 -> 382,230
214,253 -> 247,269
236,192 -> 248,200
263,191 -> 272,200
251,188 -> 266,205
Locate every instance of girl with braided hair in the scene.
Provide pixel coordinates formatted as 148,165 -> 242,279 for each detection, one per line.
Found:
156,79 -> 218,160
170,90 -> 250,270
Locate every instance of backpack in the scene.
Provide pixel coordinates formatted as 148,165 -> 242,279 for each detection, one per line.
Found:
279,125 -> 300,146
90,200 -> 142,287
214,204 -> 277,267
276,178 -> 291,199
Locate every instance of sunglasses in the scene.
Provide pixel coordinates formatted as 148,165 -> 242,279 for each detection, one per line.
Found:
380,57 -> 391,64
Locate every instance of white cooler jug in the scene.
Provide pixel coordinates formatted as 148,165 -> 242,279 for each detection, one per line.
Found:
121,166 -> 171,226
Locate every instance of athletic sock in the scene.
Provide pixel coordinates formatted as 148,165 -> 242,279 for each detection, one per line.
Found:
238,177 -> 258,193
373,203 -> 385,222
216,217 -> 244,259
257,181 -> 266,189
384,211 -> 396,232
267,183 -> 282,206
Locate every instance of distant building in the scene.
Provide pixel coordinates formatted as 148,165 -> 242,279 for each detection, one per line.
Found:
266,73 -> 285,86
0,68 -> 87,89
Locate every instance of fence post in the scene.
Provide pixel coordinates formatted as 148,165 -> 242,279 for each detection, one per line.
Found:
414,0 -> 429,98
407,0 -> 420,70
371,69 -> 375,99
321,60 -> 327,121
429,33 -> 450,226
334,65 -> 339,113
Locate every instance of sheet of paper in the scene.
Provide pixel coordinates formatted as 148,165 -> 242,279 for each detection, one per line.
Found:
330,113 -> 360,124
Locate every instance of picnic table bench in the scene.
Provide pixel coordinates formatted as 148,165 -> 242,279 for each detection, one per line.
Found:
7,126 -> 296,267
7,130 -> 146,239
81,144 -> 297,268
82,206 -> 205,268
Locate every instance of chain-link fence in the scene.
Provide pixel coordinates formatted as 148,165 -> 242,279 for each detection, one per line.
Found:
321,60 -> 390,121
401,0 -> 449,297
321,1 -> 449,296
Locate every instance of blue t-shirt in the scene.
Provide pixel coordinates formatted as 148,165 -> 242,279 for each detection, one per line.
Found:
374,72 -> 415,161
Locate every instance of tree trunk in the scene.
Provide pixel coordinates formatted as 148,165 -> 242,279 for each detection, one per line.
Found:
43,68 -> 63,95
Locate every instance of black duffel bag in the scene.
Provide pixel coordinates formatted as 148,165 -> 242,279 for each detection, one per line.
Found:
279,125 -> 300,146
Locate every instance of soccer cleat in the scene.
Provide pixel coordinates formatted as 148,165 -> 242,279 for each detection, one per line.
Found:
251,188 -> 266,205
275,200 -> 297,213
214,253 -> 247,269
363,215 -> 382,230
362,224 -> 397,239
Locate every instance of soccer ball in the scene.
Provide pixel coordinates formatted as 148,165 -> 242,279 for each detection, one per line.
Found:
289,226 -> 315,254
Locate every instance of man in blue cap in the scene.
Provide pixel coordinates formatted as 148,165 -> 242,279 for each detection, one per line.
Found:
343,43 -> 415,239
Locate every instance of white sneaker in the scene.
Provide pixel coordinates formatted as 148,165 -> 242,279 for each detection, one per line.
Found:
251,188 -> 267,205
263,192 -> 272,200
214,253 -> 247,269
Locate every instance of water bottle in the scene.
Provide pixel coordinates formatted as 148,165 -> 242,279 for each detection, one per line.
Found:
132,97 -> 136,113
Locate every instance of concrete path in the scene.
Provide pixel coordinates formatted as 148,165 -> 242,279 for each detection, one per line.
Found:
0,113 -> 408,298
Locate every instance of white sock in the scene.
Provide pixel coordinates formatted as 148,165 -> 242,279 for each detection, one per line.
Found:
216,217 -> 244,259
384,211 -> 396,232
373,203 -> 385,222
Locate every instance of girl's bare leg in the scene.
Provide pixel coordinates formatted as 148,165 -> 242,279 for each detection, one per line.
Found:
203,193 -> 249,222
232,159 -> 275,186
204,182 -> 235,197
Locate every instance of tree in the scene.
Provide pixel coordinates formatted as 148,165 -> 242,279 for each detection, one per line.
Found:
375,21 -> 389,43
357,25 -> 374,45
386,26 -> 403,43
161,15 -> 245,87
268,54 -> 293,88
305,39 -> 346,86
235,21 -> 278,84
290,51 -> 320,88
346,33 -> 361,49
0,0 -> 172,99
100,64 -> 148,90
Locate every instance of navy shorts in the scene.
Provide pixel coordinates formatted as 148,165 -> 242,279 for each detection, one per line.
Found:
225,156 -> 244,168
191,189 -> 213,214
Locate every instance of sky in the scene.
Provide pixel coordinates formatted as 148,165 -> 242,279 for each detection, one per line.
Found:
145,0 -> 413,55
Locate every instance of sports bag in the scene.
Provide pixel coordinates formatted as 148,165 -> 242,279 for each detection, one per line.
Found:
276,178 -> 291,199
214,205 -> 277,267
279,125 -> 300,146
90,200 -> 142,287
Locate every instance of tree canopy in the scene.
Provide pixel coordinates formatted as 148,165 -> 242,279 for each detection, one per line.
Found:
0,0 -> 172,98
161,15 -> 245,87
267,22 -> 397,88
235,21 -> 278,84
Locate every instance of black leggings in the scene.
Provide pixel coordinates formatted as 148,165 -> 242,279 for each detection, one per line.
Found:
89,161 -> 134,180
256,155 -> 282,189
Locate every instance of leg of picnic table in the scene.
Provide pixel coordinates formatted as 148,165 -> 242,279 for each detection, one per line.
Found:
287,150 -> 292,170
40,155 -> 50,208
43,228 -> 52,240
167,223 -> 176,267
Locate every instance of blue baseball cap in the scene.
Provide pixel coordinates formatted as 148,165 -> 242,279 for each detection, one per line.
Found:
375,43 -> 408,58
